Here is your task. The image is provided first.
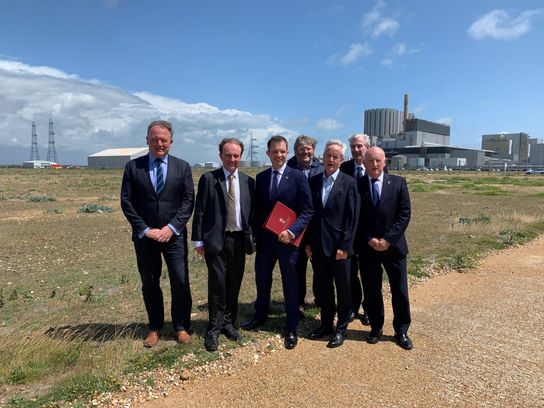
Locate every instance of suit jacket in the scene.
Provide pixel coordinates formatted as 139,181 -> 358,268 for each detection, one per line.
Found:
340,159 -> 360,178
305,171 -> 359,257
191,168 -> 255,255
120,154 -> 195,239
357,172 -> 411,258
255,166 -> 313,240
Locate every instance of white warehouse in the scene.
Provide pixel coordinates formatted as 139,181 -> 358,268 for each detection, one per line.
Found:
87,147 -> 148,168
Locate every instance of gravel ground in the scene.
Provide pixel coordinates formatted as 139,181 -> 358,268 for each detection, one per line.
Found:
96,236 -> 544,408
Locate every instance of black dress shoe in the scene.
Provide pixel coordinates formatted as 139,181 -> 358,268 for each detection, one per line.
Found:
221,325 -> 241,341
348,311 -> 356,323
360,312 -> 370,326
308,325 -> 334,340
394,333 -> 413,350
367,329 -> 383,344
284,331 -> 298,349
327,331 -> 345,348
240,318 -> 265,331
204,333 -> 219,352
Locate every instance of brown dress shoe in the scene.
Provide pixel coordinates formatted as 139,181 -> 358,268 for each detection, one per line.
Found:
175,330 -> 192,344
143,330 -> 161,348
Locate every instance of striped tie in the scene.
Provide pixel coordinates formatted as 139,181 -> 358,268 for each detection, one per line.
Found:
155,159 -> 164,194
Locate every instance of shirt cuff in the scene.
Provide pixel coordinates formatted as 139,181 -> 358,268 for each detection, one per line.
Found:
193,241 -> 204,248
168,224 -> 180,236
139,227 -> 150,239
287,229 -> 296,239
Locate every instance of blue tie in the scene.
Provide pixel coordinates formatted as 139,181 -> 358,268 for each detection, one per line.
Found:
155,159 -> 164,194
371,178 -> 380,209
356,166 -> 363,179
270,170 -> 279,202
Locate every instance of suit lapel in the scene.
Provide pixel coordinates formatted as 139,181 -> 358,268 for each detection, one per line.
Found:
378,173 -> 392,210
215,169 -> 228,203
325,172 -> 343,209
141,154 -> 156,195
239,172 -> 249,227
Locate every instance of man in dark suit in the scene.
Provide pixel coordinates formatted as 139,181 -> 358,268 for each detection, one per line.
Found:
192,138 -> 255,352
305,140 -> 359,348
357,146 -> 413,350
286,135 -> 323,315
241,135 -> 313,349
121,120 -> 195,348
340,134 -> 371,326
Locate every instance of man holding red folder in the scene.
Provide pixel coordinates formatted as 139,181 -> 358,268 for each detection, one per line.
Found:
241,135 -> 313,349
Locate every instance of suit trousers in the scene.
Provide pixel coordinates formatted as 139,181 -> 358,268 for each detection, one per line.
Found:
133,233 -> 192,332
313,252 -> 351,330
361,250 -> 411,334
254,232 -> 300,331
350,253 -> 367,314
204,232 -> 245,335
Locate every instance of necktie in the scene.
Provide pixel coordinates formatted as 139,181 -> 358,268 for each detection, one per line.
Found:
371,178 -> 380,209
226,173 -> 237,231
356,166 -> 363,179
155,159 -> 164,194
270,170 -> 279,202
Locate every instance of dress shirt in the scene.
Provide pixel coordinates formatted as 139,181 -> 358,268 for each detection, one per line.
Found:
322,168 -> 340,206
369,173 -> 383,201
223,167 -> 242,231
269,163 -> 287,194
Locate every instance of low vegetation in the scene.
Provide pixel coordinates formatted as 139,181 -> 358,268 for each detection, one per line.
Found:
0,168 -> 543,406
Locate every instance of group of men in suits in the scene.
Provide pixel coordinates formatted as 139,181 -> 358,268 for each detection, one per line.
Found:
121,120 -> 413,352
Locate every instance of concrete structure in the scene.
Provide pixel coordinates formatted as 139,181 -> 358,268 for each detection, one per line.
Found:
22,160 -> 57,169
383,145 -> 488,169
364,108 -> 405,138
529,143 -> 544,166
87,147 -> 148,168
482,133 -> 529,164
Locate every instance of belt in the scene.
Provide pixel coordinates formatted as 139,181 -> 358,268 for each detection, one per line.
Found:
225,230 -> 244,236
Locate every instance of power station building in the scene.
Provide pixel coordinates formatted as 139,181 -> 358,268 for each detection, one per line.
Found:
481,133 -> 529,164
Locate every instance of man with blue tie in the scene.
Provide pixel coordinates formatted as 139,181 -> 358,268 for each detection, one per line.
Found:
340,134 -> 371,326
357,147 -> 413,350
305,140 -> 359,348
241,135 -> 313,349
121,120 -> 195,348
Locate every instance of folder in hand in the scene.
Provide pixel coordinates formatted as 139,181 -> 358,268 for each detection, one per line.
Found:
263,201 -> 306,247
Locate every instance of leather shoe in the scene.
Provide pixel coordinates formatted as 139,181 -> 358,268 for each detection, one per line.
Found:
348,311 -> 356,323
394,333 -> 413,350
221,325 -> 241,341
240,318 -> 265,331
174,330 -> 192,344
204,333 -> 219,352
367,329 -> 382,344
327,331 -> 345,348
284,331 -> 298,350
143,330 -> 160,348
360,312 -> 370,326
308,325 -> 334,340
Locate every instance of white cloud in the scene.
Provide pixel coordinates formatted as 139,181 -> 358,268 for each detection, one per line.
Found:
316,118 -> 343,132
381,58 -> 393,67
435,117 -> 453,126
412,102 -> 428,115
391,42 -> 422,56
468,9 -> 544,40
363,1 -> 400,38
327,42 -> 373,66
0,59 -> 295,164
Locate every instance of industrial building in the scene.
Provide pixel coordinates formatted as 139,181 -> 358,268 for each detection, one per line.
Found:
87,147 -> 148,168
481,133 -> 529,164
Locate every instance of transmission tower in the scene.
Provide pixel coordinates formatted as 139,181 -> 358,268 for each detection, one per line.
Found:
248,136 -> 259,166
47,118 -> 58,163
30,121 -> 40,160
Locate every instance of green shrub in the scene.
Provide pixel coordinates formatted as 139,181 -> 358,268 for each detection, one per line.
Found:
77,204 -> 114,213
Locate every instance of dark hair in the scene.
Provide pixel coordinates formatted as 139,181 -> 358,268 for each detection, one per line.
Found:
147,120 -> 173,139
219,138 -> 245,154
267,135 -> 288,151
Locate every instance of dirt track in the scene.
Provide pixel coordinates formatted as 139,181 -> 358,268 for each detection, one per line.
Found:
141,237 -> 544,408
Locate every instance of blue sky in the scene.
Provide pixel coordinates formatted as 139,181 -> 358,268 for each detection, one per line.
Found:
0,0 -> 543,164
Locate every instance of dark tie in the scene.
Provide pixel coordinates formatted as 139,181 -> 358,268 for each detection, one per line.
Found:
270,170 -> 280,202
371,178 -> 380,209
226,173 -> 237,231
155,159 -> 164,194
356,166 -> 363,179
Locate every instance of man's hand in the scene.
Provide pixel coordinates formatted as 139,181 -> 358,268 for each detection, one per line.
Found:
278,230 -> 292,245
368,237 -> 390,251
195,246 -> 205,256
335,249 -> 348,260
156,226 -> 174,243
145,228 -> 162,241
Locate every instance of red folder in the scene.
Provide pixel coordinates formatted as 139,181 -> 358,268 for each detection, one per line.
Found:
263,201 -> 306,247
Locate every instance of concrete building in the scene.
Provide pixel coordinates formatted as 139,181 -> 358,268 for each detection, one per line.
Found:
383,145 -> 488,169
87,147 -> 148,168
481,133 -> 529,164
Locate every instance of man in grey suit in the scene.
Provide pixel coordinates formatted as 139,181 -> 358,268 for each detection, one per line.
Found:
192,138 -> 255,352
121,120 -> 195,348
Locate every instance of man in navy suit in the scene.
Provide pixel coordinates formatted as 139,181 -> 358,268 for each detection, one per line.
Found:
357,147 -> 413,350
192,138 -> 255,352
339,133 -> 371,326
121,120 -> 195,348
305,140 -> 359,348
241,135 -> 313,349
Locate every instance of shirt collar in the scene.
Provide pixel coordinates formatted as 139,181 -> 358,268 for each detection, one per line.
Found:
272,163 -> 287,175
223,167 -> 239,179
149,153 -> 168,165
324,168 -> 340,182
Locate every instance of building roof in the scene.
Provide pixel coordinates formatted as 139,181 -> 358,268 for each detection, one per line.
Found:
88,147 -> 148,157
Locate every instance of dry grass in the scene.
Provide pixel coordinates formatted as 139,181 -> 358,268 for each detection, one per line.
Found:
0,168 -> 543,406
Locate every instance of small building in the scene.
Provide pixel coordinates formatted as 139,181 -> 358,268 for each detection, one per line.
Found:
88,148 -> 148,168
22,160 -> 57,169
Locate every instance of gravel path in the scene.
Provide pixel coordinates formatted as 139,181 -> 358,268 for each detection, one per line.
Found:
136,237 -> 544,408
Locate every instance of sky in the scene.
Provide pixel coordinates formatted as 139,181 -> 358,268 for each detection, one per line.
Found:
0,0 -> 543,165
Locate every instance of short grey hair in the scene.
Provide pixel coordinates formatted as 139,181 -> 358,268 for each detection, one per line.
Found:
324,139 -> 345,159
294,135 -> 318,150
348,133 -> 370,147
